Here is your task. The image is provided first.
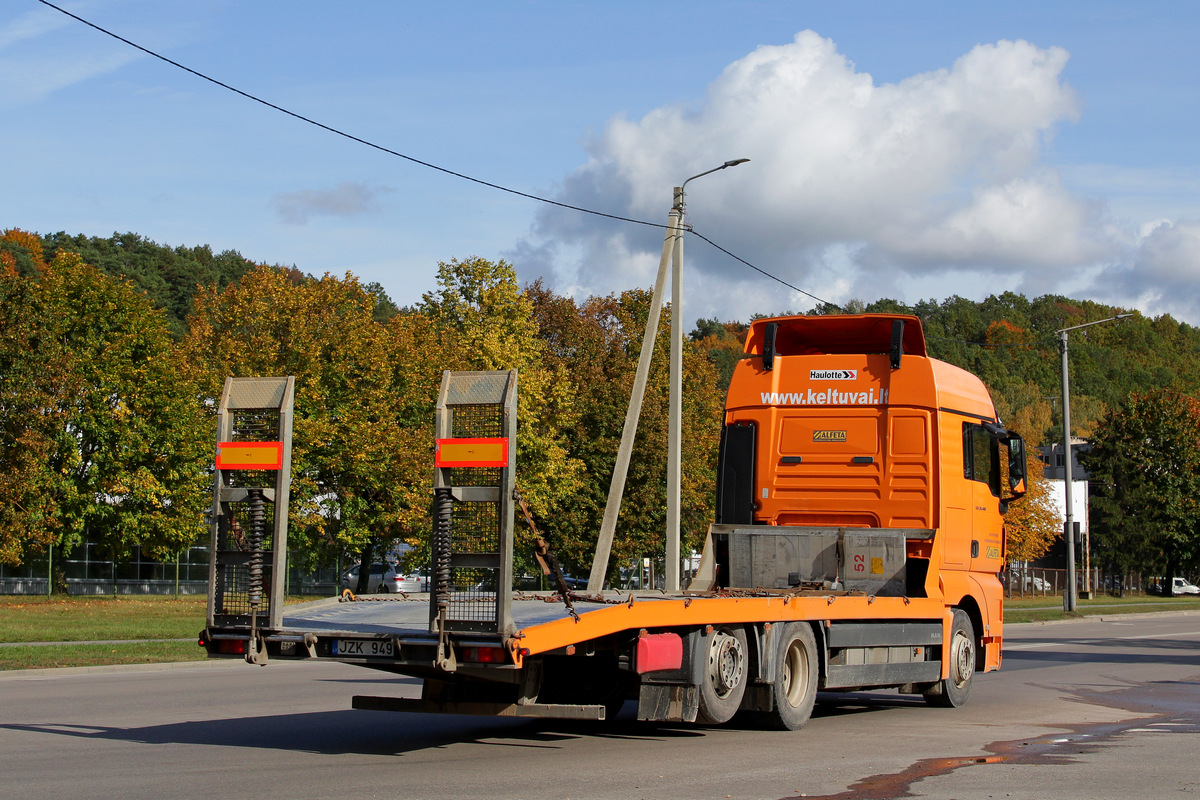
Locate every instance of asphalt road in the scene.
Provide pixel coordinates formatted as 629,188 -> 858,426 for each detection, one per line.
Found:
1,612 -> 1197,800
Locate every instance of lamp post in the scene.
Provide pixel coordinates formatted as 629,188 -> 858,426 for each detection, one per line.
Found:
587,158 -> 748,594
1058,314 -> 1131,612
666,159 -> 749,592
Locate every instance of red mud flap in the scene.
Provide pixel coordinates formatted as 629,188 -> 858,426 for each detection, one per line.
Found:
352,695 -> 606,720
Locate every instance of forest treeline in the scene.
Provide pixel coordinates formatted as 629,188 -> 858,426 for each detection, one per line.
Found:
2,228 -> 1198,585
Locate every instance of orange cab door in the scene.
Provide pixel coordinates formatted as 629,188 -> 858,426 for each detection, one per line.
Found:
964,424 -> 1004,573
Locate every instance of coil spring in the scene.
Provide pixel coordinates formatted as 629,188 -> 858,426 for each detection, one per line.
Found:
246,489 -> 266,608
433,487 -> 454,610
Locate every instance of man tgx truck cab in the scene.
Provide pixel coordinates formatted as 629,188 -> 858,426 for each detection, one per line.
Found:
706,313 -> 1027,687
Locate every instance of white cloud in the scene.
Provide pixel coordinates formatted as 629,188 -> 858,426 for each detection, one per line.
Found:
874,173 -> 1111,269
1095,220 -> 1200,319
519,31 -> 1200,324
272,182 -> 393,225
1136,219 -> 1200,281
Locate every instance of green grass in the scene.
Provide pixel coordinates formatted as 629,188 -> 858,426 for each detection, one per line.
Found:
0,593 -> 329,670
0,594 -> 208,643
1005,593 -> 1200,623
0,595 -> 209,670
0,641 -> 205,671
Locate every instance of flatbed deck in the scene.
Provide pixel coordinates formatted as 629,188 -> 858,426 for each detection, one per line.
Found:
268,590 -> 952,663
280,593 -> 613,639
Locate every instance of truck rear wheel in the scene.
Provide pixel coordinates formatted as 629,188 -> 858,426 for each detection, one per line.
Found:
924,609 -> 975,708
697,626 -> 748,724
764,622 -> 818,730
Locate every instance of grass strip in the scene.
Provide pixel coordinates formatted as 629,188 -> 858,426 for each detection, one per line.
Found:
0,640 -> 206,671
0,595 -> 207,643
0,594 -> 322,644
1006,595 -> 1200,624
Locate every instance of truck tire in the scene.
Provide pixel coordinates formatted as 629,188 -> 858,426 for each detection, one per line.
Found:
924,609 -> 975,708
697,626 -> 748,725
764,622 -> 818,730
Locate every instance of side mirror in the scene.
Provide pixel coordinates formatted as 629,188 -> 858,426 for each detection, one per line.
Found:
1004,432 -> 1027,499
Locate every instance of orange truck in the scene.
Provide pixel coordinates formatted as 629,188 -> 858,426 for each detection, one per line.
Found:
201,313 -> 1026,730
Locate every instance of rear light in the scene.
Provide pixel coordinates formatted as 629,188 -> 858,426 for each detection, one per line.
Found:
215,639 -> 247,655
463,646 -> 508,664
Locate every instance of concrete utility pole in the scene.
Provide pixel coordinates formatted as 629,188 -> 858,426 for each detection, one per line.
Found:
586,203 -> 680,595
1058,314 -> 1131,612
667,160 -> 749,592
588,158 -> 749,594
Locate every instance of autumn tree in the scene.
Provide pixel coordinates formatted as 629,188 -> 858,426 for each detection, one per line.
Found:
185,266 -> 444,584
984,379 -> 1061,567
1084,390 -> 1200,585
416,258 -> 584,576
690,317 -> 749,393
1000,448 -> 1061,564
40,231 -> 259,338
527,282 -> 724,582
0,231 -> 210,569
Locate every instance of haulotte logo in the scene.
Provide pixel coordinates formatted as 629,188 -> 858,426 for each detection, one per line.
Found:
809,369 -> 856,380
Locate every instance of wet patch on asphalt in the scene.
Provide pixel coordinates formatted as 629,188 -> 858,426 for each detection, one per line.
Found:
778,677 -> 1200,800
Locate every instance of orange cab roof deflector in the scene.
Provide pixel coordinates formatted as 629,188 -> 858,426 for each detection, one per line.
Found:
745,314 -> 927,358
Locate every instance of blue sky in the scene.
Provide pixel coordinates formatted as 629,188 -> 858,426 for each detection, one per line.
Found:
4,1 -> 1199,325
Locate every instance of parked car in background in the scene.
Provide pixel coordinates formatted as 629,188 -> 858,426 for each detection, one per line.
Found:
396,571 -> 430,593
1172,577 -> 1200,596
340,563 -> 405,594
1023,575 -> 1049,592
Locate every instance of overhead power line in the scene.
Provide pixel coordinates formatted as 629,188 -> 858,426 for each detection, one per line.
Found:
35,0 -> 654,229
39,0 -> 836,310
688,229 -> 835,307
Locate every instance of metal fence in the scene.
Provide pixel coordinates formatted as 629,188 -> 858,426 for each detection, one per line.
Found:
0,541 -> 339,597
1003,564 -> 1150,598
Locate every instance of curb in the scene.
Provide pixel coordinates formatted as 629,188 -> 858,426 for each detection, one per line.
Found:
1011,608 -> 1200,626
0,656 -> 244,680
0,637 -> 195,648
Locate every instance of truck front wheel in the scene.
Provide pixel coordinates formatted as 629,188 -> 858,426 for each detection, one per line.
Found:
924,609 -> 975,708
764,622 -> 818,730
697,626 -> 748,724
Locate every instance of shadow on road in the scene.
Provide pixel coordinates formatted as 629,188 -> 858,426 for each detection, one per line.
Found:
0,704 -> 717,757
0,688 -> 935,756
1005,638 -> 1200,669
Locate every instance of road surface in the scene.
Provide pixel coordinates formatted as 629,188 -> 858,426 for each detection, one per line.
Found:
1,612 -> 1197,800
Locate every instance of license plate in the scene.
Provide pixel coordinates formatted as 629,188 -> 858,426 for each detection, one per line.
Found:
333,639 -> 394,657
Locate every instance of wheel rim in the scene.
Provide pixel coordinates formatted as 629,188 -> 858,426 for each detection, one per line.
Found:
781,639 -> 810,708
949,629 -> 975,690
707,631 -> 745,699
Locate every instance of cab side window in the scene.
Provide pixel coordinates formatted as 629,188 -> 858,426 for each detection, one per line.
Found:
963,423 -> 1001,497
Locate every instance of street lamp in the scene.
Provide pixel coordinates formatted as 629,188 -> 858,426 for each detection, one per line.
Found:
587,158 -> 749,595
1059,313 -> 1131,612
667,159 -> 749,591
